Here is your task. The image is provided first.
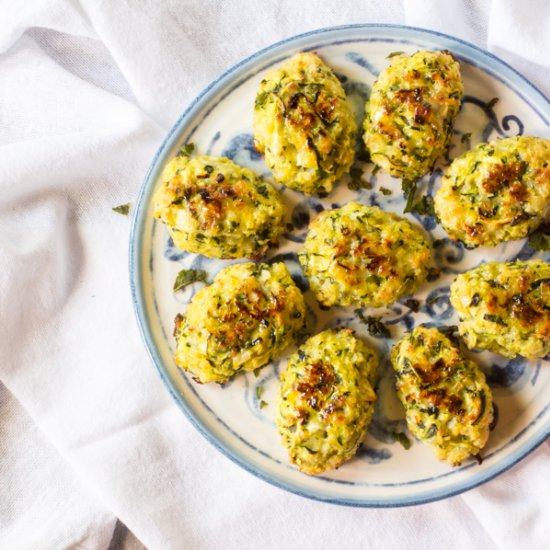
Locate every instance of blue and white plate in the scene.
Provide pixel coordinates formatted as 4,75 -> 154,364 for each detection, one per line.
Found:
130,24 -> 550,506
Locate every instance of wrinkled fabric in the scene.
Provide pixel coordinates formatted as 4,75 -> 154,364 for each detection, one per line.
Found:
1,1 -> 549,549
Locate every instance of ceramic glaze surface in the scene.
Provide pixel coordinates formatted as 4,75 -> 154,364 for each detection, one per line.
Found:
130,25 -> 550,507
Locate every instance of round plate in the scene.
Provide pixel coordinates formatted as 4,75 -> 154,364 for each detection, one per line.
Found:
130,24 -> 550,507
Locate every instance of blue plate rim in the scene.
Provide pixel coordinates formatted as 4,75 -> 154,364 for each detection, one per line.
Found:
129,23 -> 550,507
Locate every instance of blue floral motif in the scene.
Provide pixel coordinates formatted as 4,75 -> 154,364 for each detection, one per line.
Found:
336,73 -> 370,103
423,286 -> 454,321
462,95 -> 524,140
286,198 -> 325,244
433,238 -> 465,273
345,52 -> 380,76
510,240 -> 538,262
164,236 -> 189,262
368,417 -> 409,445
484,358 -> 526,388
206,131 -> 221,154
357,446 -> 392,464
221,132 -> 262,163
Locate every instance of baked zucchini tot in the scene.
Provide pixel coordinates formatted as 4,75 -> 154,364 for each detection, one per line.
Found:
253,52 -> 356,196
363,50 -> 463,182
391,325 -> 493,465
298,202 -> 432,307
434,136 -> 550,248
277,328 -> 377,475
174,262 -> 306,384
154,155 -> 285,259
450,260 -> 550,358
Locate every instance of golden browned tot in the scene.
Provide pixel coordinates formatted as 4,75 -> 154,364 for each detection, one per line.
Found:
363,50 -> 463,182
174,262 -> 306,384
277,328 -> 377,475
154,155 -> 285,259
253,52 -> 357,196
391,325 -> 493,466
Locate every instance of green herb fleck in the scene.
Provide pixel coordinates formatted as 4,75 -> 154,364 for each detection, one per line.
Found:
461,132 -> 472,143
259,400 -> 268,409
173,269 -> 208,292
348,164 -> 373,191
387,51 -> 405,58
112,203 -> 130,216
253,367 -> 262,378
410,194 -> 435,216
355,310 -> 391,338
392,432 -> 412,450
528,223 -> 550,251
483,314 -> 507,326
256,386 -> 264,400
177,142 -> 195,157
255,91 -> 269,109
379,186 -> 392,196
402,179 -> 417,213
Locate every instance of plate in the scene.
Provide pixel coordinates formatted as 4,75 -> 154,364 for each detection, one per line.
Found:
129,24 -> 550,507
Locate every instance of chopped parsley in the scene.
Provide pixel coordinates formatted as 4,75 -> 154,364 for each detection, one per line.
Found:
355,310 -> 391,338
259,400 -> 268,409
112,203 -> 130,216
392,432 -> 412,450
387,51 -> 405,58
483,313 -> 507,326
173,268 -> 208,292
256,386 -> 264,400
379,186 -> 392,196
348,165 -> 373,191
255,91 -> 269,108
461,132 -> 472,143
402,179 -> 417,213
410,194 -> 435,216
177,142 -> 195,157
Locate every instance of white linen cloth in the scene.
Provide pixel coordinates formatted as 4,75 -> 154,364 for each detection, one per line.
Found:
1,1 -> 549,548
